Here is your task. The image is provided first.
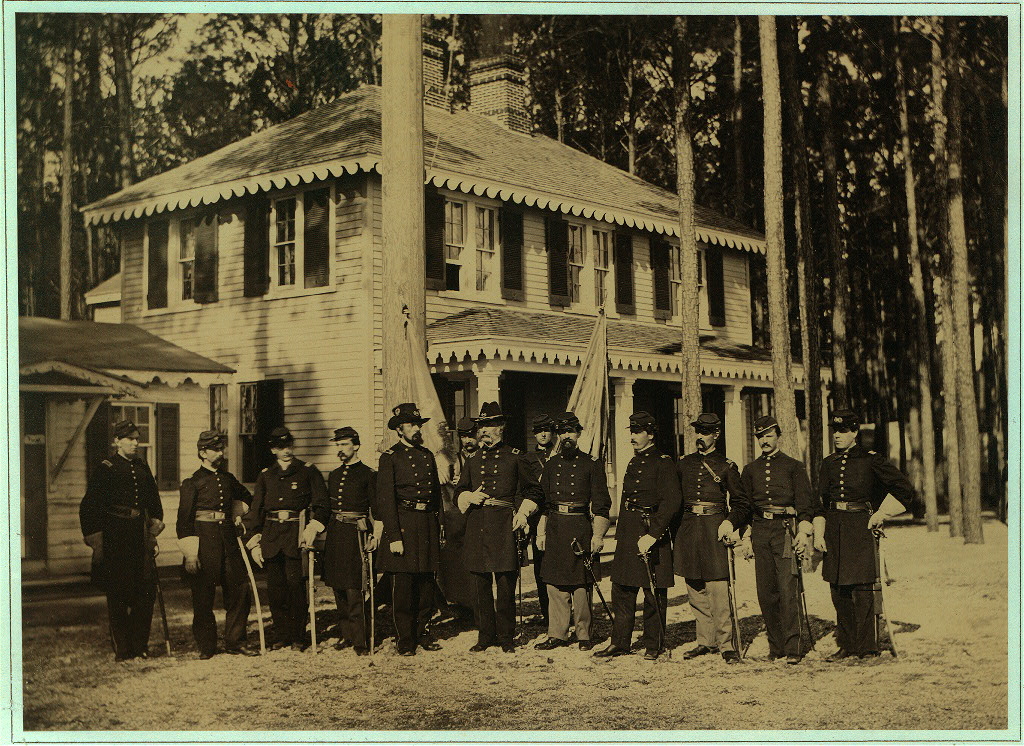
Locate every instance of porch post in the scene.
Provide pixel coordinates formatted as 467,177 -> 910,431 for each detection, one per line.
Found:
821,381 -> 832,457
723,384 -> 745,468
475,366 -> 502,411
611,375 -> 636,517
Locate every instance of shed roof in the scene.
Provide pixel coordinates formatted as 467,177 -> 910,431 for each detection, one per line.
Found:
82,86 -> 765,253
19,318 -> 233,374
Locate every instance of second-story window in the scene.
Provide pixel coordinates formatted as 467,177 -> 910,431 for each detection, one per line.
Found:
444,200 -> 465,291
475,206 -> 496,292
568,224 -> 585,303
274,197 -> 297,287
593,229 -> 611,308
179,219 -> 197,301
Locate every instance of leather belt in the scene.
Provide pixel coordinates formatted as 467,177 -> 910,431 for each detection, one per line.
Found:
195,510 -> 227,522
687,503 -> 725,516
623,498 -> 654,515
480,497 -> 515,509
267,510 -> 301,522
548,503 -> 588,515
333,510 -> 369,524
399,500 -> 436,512
108,505 -> 141,519
831,500 -> 872,512
759,506 -> 796,520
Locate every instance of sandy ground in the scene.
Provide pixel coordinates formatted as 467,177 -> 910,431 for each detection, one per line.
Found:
21,518 -> 1010,733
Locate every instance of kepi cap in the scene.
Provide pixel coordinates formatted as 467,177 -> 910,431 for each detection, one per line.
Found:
532,414 -> 555,433
197,430 -> 226,451
554,412 -> 582,432
269,426 -> 293,447
113,420 -> 140,440
752,415 -> 780,437
829,409 -> 860,430
329,426 -> 360,443
456,417 -> 478,436
628,411 -> 657,433
691,412 -> 722,430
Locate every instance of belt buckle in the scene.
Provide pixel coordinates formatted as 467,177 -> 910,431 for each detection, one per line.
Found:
764,511 -> 775,520
416,502 -> 427,511
557,504 -> 569,514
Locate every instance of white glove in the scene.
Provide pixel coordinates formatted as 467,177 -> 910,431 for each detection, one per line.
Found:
250,543 -> 264,568
364,534 -> 377,552
536,532 -> 546,552
717,520 -> 736,544
180,535 -> 200,574
813,516 -> 827,553
867,511 -> 885,530
591,535 -> 605,555
390,540 -> 405,556
512,511 -> 529,533
302,520 -> 325,548
637,534 -> 656,555
457,492 -> 473,513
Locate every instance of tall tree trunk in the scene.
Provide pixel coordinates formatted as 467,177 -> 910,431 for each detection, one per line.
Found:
731,16 -> 745,220
895,18 -> 939,531
779,16 -> 822,481
673,16 -> 701,453
929,24 -> 964,538
943,21 -> 983,544
759,16 -> 800,448
60,29 -> 75,321
111,18 -> 135,188
816,59 -> 848,407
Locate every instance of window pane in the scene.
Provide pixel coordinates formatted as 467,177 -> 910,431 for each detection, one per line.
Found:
240,383 -> 257,435
445,201 -> 464,246
476,207 -> 494,251
276,198 -> 296,243
278,243 -> 295,286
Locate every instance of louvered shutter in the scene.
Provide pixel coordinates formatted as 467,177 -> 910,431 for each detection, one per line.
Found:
303,188 -> 331,288
614,232 -> 635,315
243,196 -> 271,297
425,188 -> 446,290
650,237 -> 672,320
155,403 -> 179,491
500,204 -> 525,301
706,243 -> 726,326
546,215 -> 570,306
85,400 -> 111,476
193,212 -> 219,304
147,220 -> 169,309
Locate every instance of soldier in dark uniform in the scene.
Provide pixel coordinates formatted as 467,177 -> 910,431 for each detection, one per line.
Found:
675,413 -> 745,664
376,402 -> 444,656
534,412 -> 611,652
177,430 -> 255,659
241,426 -> 327,651
80,420 -> 165,661
523,414 -> 555,627
817,408 -> 915,660
304,427 -> 377,655
455,402 -> 542,653
595,411 -> 681,661
719,415 -> 815,664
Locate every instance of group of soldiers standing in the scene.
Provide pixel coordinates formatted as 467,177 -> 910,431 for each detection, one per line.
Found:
80,398 -> 914,665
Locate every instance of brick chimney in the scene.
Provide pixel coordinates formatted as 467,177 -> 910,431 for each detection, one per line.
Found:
468,55 -> 531,135
422,29 -> 449,110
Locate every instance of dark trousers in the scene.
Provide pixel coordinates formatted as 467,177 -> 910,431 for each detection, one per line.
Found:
265,552 -> 306,644
751,521 -> 802,657
333,588 -> 370,652
107,579 -> 156,658
188,561 -> 251,655
472,570 -> 517,645
531,536 -> 549,623
610,583 -> 667,653
831,583 -> 877,655
392,572 -> 435,652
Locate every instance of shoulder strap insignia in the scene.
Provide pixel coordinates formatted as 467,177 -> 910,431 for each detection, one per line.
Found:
261,467 -> 269,473
868,450 -> 878,456
382,447 -> 394,456
725,458 -> 736,467
101,459 -> 113,467
661,454 -> 671,460
511,447 -> 521,454
591,455 -> 600,462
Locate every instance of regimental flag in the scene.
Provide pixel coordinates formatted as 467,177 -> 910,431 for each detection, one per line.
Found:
558,309 -> 610,459
406,324 -> 457,484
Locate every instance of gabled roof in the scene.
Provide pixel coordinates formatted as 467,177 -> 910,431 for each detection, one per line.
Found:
82,86 -> 765,253
19,318 -> 233,374
84,272 -> 121,305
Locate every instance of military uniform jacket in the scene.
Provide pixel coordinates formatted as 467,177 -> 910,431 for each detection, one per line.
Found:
242,458 -> 327,560
177,466 -> 252,539
611,446 -> 681,588
729,451 -> 815,530
376,440 -> 442,573
538,449 -> 611,586
524,446 -> 552,532
819,445 -> 914,585
455,441 -> 542,573
674,449 -> 744,580
311,461 -> 376,589
80,454 -> 163,584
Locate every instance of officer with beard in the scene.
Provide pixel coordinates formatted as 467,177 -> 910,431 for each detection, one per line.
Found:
524,414 -> 556,626
675,413 -> 745,664
534,412 -> 611,651
456,402 -> 542,652
177,430 -> 255,658
376,402 -> 444,656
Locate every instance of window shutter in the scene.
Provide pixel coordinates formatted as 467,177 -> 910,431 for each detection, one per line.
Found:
424,188 -> 446,291
243,196 -> 271,297
155,403 -> 179,491
193,212 -> 219,304
85,400 -> 111,476
650,237 -> 672,320
614,231 -> 635,315
706,243 -> 726,326
303,188 -> 331,288
147,220 -> 169,309
500,204 -> 525,301
546,215 -> 570,306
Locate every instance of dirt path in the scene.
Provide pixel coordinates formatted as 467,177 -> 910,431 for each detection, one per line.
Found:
21,520 -> 1009,732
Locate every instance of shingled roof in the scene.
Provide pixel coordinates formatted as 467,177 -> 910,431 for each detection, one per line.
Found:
82,86 -> 765,253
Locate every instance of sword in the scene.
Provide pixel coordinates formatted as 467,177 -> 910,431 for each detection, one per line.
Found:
726,545 -> 742,658
638,550 -> 669,659
307,548 -> 317,654
515,527 -> 528,640
144,511 -> 172,657
570,537 -> 614,623
357,526 -> 375,658
786,518 -> 815,654
368,544 -> 376,657
873,529 -> 898,657
236,533 -> 267,655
